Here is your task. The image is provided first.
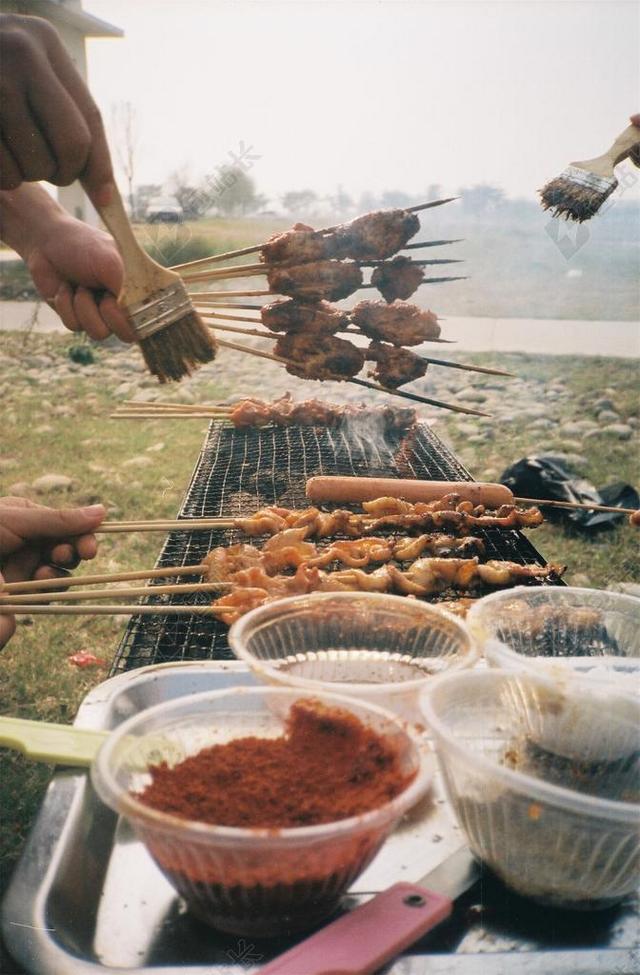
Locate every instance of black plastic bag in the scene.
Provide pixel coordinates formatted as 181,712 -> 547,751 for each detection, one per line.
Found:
499,455 -> 639,530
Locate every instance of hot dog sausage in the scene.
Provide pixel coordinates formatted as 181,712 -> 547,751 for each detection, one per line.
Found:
305,477 -> 515,508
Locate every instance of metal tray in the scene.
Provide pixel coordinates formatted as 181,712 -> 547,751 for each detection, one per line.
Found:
2,662 -> 638,974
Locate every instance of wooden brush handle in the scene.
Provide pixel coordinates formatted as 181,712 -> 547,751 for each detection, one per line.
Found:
573,124 -> 640,177
97,183 -> 175,302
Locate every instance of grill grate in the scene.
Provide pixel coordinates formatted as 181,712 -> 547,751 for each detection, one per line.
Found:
111,421 -> 559,673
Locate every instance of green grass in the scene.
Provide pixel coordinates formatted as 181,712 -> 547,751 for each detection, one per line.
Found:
0,336 -> 638,931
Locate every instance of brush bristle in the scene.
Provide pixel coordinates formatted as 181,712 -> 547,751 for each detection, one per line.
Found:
539,174 -> 616,222
139,312 -> 217,383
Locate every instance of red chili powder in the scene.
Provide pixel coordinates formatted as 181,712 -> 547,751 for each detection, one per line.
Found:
137,699 -> 414,828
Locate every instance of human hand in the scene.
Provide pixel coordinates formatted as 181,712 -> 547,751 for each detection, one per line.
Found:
0,14 -> 113,206
27,209 -> 135,341
0,498 -> 105,648
630,114 -> 640,168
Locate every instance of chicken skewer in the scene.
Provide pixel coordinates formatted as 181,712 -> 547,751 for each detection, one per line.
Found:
169,200 -> 459,272
214,336 -> 491,416
0,581 -> 228,605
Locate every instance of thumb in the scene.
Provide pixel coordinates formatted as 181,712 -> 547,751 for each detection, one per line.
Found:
8,504 -> 106,541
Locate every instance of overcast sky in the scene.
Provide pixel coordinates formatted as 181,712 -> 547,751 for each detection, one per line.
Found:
84,0 -> 640,204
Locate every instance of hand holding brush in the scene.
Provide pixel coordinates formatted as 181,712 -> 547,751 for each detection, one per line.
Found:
540,115 -> 640,222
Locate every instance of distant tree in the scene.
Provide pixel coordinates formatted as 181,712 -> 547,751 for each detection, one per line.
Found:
358,191 -> 380,212
111,102 -> 139,218
206,165 -> 261,216
328,186 -> 353,217
380,190 -> 413,209
459,184 -> 506,214
282,189 -> 318,217
168,167 -> 204,220
425,183 -> 443,201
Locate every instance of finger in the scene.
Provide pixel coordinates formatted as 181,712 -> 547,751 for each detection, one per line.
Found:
0,614 -> 16,650
630,114 -> 640,127
0,138 -> 22,190
74,534 -> 98,561
26,71 -> 90,185
42,29 -> 114,205
54,282 -> 81,332
47,542 -> 77,566
99,294 -> 136,343
33,565 -> 72,583
72,287 -> 110,341
4,503 -> 106,541
1,96 -> 56,182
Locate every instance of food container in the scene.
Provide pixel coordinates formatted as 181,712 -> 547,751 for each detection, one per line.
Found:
467,586 -> 640,691
420,669 -> 640,909
229,591 -> 476,723
91,685 -> 430,937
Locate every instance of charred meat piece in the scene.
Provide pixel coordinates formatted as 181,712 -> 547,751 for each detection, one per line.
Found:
351,299 -> 440,346
267,260 -> 363,302
261,297 -> 349,335
261,223 -> 337,265
275,332 -> 365,382
371,256 -> 425,302
333,209 -> 420,260
366,341 -> 427,388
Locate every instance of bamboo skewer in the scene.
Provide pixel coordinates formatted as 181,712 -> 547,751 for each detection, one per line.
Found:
0,582 -> 228,605
0,605 -> 227,617
213,337 -> 491,417
1,564 -> 208,594
169,198 -> 460,271
96,519 -> 235,534
515,498 -> 639,516
181,258 -> 463,285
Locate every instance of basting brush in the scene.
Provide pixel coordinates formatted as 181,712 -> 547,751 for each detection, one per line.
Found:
539,123 -> 640,222
98,184 -> 217,382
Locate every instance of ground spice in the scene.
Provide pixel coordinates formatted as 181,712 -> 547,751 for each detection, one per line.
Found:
137,699 -> 414,828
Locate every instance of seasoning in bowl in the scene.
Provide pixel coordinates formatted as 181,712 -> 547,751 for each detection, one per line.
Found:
91,689 -> 429,936
136,699 -> 415,827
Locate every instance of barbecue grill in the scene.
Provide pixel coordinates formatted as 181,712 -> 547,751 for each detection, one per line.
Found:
112,420 -> 558,673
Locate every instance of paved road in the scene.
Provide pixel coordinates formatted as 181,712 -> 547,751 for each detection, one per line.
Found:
1,300 -> 638,358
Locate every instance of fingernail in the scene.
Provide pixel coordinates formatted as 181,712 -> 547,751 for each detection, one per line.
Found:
82,504 -> 105,516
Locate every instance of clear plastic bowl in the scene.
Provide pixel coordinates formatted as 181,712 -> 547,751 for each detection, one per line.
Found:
91,685 -> 430,936
229,592 -> 476,723
466,586 -> 640,693
421,669 -> 640,909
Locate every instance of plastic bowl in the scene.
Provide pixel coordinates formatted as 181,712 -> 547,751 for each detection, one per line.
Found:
91,685 -> 430,936
229,592 -> 476,724
466,587 -> 640,692
421,669 -> 640,909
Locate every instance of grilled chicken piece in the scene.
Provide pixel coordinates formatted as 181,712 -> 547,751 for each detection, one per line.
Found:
371,256 -> 425,302
366,342 -> 427,388
351,300 -> 440,346
307,537 -> 394,568
275,332 -> 365,381
267,260 -> 363,302
333,209 -> 420,260
261,224 -> 337,265
261,528 -> 317,573
262,297 -> 349,335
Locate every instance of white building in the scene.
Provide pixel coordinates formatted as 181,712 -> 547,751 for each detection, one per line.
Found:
1,0 -> 122,222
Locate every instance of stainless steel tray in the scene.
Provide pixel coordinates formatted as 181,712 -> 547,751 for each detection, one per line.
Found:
2,662 -> 638,974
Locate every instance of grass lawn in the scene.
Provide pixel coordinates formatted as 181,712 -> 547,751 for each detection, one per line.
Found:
0,331 -> 638,965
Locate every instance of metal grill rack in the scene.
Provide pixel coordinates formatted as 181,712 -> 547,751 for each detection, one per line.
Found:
111,421 -> 559,674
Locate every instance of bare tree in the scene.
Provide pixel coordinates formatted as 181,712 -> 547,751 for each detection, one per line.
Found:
111,102 -> 139,218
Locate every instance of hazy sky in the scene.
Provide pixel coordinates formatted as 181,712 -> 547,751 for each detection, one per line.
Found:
85,0 -> 640,204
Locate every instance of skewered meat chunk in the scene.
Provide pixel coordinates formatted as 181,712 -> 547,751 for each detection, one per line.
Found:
275,332 -> 365,382
371,256 -> 425,303
351,300 -> 440,346
333,209 -> 420,260
261,298 -> 349,335
267,260 -> 363,302
366,342 -> 427,388
261,224 -> 337,265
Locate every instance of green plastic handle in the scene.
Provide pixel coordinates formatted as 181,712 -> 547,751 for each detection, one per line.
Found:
0,715 -> 108,766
